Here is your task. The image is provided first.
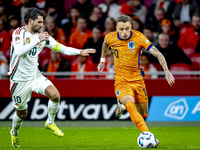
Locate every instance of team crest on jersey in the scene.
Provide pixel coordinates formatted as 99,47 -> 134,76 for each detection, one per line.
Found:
26,37 -> 30,43
116,90 -> 120,96
15,36 -> 20,41
128,41 -> 135,52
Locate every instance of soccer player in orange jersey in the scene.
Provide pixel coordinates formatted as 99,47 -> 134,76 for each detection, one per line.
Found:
97,15 -> 175,148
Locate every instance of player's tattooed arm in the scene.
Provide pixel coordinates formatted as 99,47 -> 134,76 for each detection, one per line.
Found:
97,41 -> 109,73
149,46 -> 175,86
101,41 -> 109,58
149,46 -> 168,71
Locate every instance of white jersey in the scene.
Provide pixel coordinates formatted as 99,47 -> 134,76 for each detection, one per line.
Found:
9,27 -> 56,81
9,26 -> 81,82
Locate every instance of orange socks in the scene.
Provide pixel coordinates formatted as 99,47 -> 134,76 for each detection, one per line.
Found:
125,101 -> 149,132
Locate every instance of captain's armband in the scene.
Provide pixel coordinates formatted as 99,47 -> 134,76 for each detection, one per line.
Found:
53,42 -> 61,52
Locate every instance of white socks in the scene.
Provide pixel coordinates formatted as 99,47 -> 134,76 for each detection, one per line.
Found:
47,100 -> 59,125
12,113 -> 23,136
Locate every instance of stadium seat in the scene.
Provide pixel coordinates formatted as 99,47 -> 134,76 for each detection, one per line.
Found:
169,63 -> 191,78
181,48 -> 195,57
189,54 -> 200,78
152,63 -> 163,78
190,53 -> 200,66
152,63 -> 162,71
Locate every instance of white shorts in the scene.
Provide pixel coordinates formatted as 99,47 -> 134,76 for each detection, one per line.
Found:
10,72 -> 53,110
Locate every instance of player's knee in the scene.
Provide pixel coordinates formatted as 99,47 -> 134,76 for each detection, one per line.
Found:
120,95 -> 134,105
50,92 -> 60,102
17,109 -> 28,120
20,114 -> 27,120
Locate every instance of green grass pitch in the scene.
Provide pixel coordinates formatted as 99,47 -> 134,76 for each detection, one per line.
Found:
0,121 -> 200,150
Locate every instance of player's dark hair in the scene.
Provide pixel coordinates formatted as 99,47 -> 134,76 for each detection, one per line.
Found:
115,15 -> 132,24
24,7 -> 44,25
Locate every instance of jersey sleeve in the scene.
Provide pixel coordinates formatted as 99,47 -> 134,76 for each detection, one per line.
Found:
12,29 -> 25,47
45,36 -> 80,55
104,34 -> 111,45
139,32 -> 153,51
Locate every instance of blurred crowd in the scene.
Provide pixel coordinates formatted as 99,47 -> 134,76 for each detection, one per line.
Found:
0,0 -> 200,79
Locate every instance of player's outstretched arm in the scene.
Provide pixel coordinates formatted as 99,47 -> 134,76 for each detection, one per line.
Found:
97,41 -> 109,74
149,46 -> 175,86
80,49 -> 96,56
60,46 -> 96,56
46,36 -> 96,56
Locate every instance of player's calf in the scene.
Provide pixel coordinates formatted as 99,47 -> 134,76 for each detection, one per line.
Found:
45,85 -> 60,102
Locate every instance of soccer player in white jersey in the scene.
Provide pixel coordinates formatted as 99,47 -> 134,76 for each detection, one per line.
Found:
9,7 -> 96,148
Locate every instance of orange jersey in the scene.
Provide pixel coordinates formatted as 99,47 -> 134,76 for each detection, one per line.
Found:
105,29 -> 153,81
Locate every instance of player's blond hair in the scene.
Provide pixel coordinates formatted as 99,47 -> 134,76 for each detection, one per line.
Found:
115,15 -> 132,24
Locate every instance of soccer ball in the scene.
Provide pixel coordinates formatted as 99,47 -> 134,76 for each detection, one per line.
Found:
137,132 -> 156,149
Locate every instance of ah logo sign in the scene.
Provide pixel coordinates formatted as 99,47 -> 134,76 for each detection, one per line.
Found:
164,98 -> 189,120
147,96 -> 200,121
